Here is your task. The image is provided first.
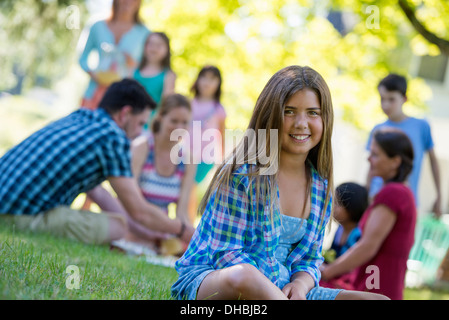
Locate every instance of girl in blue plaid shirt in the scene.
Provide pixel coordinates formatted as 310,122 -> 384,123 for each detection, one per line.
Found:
171,66 -> 388,300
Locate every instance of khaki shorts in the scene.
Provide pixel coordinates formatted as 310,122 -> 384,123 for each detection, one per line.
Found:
0,206 -> 112,245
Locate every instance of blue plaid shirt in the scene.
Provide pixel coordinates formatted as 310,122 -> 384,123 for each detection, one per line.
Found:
0,108 -> 132,215
174,163 -> 332,289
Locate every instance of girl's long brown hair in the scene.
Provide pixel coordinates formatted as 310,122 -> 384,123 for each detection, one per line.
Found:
198,66 -> 334,226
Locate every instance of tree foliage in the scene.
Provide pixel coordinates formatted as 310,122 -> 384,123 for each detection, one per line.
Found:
139,0 -> 444,131
1,0 -> 447,132
0,0 -> 87,91
398,0 -> 449,56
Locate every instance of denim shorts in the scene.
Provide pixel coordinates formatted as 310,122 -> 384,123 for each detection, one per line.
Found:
171,265 -> 215,300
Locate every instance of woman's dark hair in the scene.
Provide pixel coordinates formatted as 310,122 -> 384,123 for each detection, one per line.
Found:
373,127 -> 414,183
378,73 -> 407,97
190,65 -> 222,102
151,93 -> 191,134
138,32 -> 172,71
98,78 -> 156,114
336,182 -> 368,223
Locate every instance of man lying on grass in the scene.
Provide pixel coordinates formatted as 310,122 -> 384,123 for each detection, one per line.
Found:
0,79 -> 194,246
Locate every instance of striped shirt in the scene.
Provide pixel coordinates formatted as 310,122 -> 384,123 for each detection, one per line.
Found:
174,162 -> 332,289
138,135 -> 185,212
0,108 -> 132,215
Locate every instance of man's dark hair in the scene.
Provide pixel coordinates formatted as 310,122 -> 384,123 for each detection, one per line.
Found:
98,78 -> 156,114
378,73 -> 407,97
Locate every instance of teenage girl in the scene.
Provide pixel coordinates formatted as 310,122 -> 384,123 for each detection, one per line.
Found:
171,65 -> 388,300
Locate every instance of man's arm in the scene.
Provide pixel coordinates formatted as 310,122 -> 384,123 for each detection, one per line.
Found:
428,148 -> 442,218
108,176 -> 194,242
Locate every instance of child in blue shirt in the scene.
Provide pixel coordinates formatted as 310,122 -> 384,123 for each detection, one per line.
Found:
331,182 -> 368,257
320,182 -> 368,290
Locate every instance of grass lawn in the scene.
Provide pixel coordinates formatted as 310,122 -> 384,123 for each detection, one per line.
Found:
0,223 -> 178,300
1,221 -> 449,300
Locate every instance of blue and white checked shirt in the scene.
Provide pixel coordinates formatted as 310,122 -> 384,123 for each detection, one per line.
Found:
173,163 -> 332,292
0,108 -> 132,215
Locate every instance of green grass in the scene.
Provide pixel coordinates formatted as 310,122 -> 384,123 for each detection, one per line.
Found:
0,222 -> 178,300
404,287 -> 449,300
1,221 -> 449,300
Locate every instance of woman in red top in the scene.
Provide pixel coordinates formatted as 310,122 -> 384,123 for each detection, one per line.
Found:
320,127 -> 416,299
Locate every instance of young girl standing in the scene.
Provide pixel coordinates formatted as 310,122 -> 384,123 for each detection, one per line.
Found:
171,65 -> 388,300
134,32 -> 176,125
188,66 -> 226,222
191,66 -> 226,183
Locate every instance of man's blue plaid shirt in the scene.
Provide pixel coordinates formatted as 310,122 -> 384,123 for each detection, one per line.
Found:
0,108 -> 132,215
173,163 -> 332,293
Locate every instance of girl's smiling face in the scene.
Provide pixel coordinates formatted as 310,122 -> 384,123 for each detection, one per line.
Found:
158,106 -> 191,141
281,89 -> 323,159
197,71 -> 220,99
144,34 -> 168,64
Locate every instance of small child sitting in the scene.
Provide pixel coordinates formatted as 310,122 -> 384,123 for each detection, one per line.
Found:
320,182 -> 368,289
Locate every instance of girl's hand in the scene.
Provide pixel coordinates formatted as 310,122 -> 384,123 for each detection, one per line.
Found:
432,197 -> 442,219
281,279 -> 309,300
123,52 -> 137,69
88,71 -> 100,84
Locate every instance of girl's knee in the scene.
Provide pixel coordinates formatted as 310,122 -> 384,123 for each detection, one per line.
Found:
224,264 -> 261,293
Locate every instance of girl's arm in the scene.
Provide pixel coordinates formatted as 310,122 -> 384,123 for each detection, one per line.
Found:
201,173 -> 259,269
176,162 -> 196,225
218,117 -> 226,160
321,204 -> 396,280
162,70 -> 176,98
130,135 -> 149,180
